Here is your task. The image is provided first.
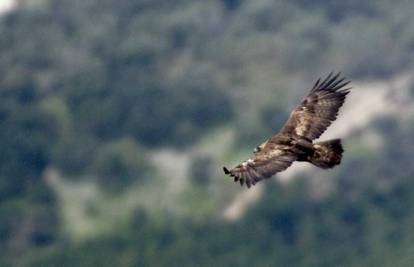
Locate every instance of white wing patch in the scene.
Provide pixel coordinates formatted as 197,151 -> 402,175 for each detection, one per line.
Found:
242,158 -> 254,167
295,113 -> 310,136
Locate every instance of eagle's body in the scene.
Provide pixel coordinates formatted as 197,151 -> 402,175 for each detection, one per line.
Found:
223,73 -> 351,188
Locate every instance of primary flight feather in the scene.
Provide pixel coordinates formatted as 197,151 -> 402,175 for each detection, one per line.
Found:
223,72 -> 351,188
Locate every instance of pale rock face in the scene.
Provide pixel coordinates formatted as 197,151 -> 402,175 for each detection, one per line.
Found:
0,0 -> 17,15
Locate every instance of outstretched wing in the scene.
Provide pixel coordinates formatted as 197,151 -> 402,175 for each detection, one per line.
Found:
223,147 -> 296,188
278,72 -> 351,141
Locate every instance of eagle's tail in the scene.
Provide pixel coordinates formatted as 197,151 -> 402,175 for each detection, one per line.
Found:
309,139 -> 343,169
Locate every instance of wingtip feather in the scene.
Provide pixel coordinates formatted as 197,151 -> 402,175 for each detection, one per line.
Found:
223,166 -> 230,174
313,72 -> 351,92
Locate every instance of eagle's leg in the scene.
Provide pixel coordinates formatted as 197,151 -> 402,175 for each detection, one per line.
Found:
292,138 -> 314,161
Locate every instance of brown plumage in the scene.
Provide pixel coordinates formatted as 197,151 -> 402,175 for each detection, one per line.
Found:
223,72 -> 351,188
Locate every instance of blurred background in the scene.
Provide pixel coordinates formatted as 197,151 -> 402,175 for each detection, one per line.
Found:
1,0 -> 414,266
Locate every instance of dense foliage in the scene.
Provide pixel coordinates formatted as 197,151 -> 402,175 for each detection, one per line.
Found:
1,0 -> 414,266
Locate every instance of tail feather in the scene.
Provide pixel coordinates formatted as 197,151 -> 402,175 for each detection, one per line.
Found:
309,139 -> 343,169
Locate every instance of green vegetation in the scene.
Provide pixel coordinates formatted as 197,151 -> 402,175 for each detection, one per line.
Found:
1,0 -> 414,266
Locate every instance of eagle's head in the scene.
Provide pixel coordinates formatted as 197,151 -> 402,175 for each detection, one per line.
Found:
253,146 -> 261,153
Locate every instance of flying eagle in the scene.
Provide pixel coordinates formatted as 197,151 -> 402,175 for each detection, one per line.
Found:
223,72 -> 351,188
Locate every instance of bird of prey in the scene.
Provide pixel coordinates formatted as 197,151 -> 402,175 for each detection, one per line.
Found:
223,72 -> 351,188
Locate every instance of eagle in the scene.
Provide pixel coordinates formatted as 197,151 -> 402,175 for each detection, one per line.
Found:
223,72 -> 351,188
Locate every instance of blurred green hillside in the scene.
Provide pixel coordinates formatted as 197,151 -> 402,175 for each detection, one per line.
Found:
1,0 -> 414,266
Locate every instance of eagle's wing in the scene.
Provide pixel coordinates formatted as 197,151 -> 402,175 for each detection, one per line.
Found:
278,72 -> 351,141
223,145 -> 296,188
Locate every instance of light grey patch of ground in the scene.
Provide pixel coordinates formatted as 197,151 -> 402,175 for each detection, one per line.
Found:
150,150 -> 191,194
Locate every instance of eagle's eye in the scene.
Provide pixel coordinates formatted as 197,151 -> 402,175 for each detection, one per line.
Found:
254,146 -> 261,153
